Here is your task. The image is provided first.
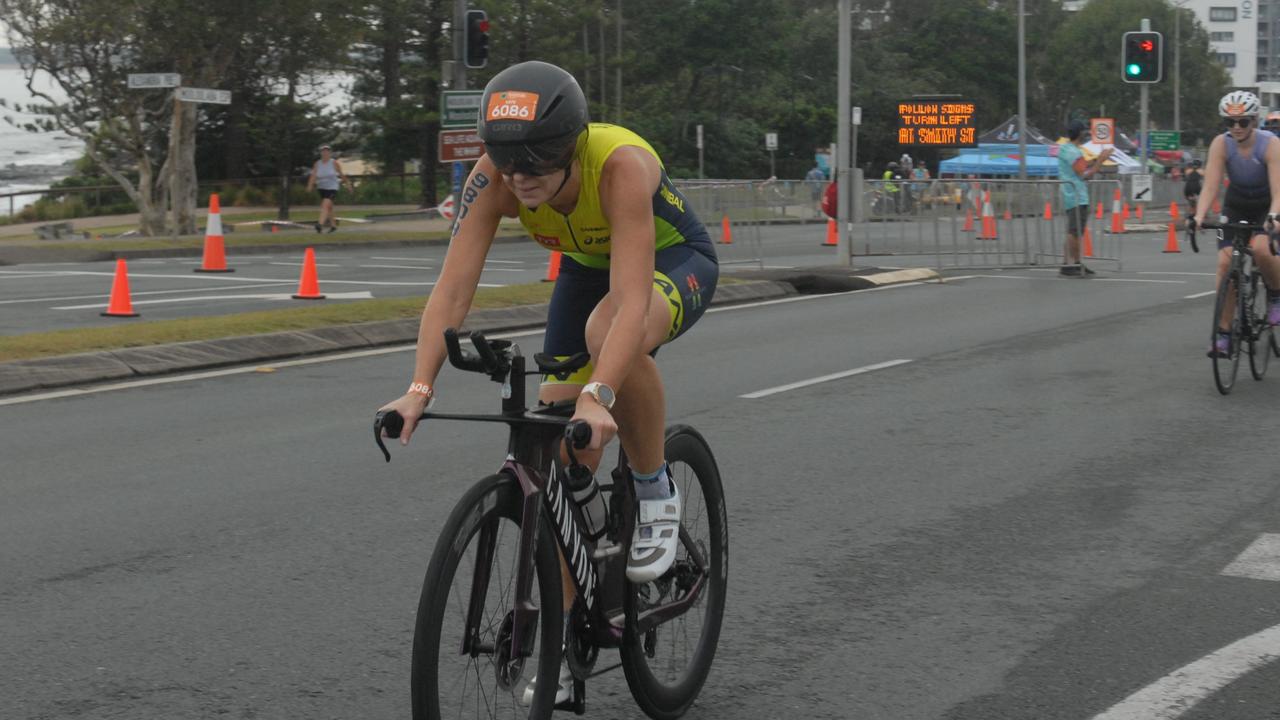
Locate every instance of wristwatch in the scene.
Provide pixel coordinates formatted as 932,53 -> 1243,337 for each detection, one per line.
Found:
581,381 -> 616,410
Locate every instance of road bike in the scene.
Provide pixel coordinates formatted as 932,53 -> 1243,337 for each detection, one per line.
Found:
1187,219 -> 1280,394
374,329 -> 728,720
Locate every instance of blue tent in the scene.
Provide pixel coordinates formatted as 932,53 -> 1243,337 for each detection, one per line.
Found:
939,145 -> 1060,177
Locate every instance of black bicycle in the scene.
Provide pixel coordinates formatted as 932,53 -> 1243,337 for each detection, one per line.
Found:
374,329 -> 728,720
1187,219 -> 1280,394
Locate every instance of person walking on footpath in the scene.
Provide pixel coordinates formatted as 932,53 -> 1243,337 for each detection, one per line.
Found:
1057,119 -> 1113,277
306,144 -> 353,233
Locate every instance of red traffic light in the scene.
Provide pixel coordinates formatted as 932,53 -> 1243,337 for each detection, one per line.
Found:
479,19 -> 490,32
1139,39 -> 1153,52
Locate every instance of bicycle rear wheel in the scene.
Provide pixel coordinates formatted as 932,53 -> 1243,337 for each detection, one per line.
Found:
621,425 -> 728,720
1213,270 -> 1243,395
1249,271 -> 1274,380
412,473 -> 563,720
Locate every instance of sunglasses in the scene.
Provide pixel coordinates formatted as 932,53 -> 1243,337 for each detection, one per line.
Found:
1225,117 -> 1254,128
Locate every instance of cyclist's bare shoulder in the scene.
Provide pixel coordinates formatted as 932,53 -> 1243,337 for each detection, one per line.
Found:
600,145 -> 661,199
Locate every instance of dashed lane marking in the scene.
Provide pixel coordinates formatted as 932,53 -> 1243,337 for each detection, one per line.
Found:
1184,290 -> 1217,300
1221,533 -> 1280,582
53,291 -> 376,309
740,359 -> 913,399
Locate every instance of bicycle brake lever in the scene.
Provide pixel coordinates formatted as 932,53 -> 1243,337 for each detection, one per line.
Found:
374,410 -> 403,463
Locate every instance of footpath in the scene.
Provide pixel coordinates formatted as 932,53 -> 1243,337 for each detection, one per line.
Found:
0,207 -> 940,396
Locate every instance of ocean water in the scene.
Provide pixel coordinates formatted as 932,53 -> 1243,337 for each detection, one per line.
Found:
0,66 -> 80,196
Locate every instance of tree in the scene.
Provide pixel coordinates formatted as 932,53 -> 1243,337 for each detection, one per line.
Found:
1038,0 -> 1229,145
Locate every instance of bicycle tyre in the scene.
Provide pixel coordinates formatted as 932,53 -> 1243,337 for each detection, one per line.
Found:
1213,270 -> 1243,395
412,473 -> 564,720
1249,271 -> 1274,380
620,425 -> 728,720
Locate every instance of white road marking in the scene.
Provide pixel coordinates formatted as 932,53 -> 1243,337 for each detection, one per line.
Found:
370,256 -> 433,262
1093,278 -> 1187,284
53,291 -> 375,309
359,264 -> 434,271
1221,534 -> 1280,581
1139,271 -> 1216,277
268,261 -> 342,268
740,359 -> 913,399
1088,622 -> 1280,720
484,259 -> 525,264
706,280 -> 930,314
1184,290 -> 1217,299
0,270 -> 296,283
478,267 -> 526,273
0,281 -> 297,306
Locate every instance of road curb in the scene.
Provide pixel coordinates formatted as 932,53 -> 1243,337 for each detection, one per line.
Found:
0,280 -> 796,396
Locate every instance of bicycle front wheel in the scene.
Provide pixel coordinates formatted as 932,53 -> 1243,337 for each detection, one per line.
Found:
621,425 -> 728,720
1213,270 -> 1243,395
1249,271 -> 1274,380
412,473 -> 564,720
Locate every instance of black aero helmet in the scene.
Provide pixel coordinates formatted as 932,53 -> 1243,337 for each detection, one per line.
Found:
478,61 -> 588,175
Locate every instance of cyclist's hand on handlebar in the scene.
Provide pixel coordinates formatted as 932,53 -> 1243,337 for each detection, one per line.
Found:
377,392 -> 432,446
572,395 -> 617,451
1187,216 -> 1200,232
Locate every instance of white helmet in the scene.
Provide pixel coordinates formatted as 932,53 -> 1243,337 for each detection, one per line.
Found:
1219,91 -> 1261,117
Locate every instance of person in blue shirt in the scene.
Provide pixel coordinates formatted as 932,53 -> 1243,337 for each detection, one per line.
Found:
1057,120 -> 1113,277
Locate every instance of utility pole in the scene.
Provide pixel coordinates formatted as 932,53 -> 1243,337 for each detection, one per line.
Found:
837,0 -> 852,266
1017,0 -> 1027,180
616,0 -> 623,122
453,0 -> 467,91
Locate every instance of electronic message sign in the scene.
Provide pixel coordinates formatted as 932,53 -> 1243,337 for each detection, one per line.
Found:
896,100 -> 977,148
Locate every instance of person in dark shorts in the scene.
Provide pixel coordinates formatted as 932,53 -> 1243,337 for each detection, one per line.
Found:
1056,119 -> 1113,276
305,144 -> 352,233
1190,91 -> 1280,357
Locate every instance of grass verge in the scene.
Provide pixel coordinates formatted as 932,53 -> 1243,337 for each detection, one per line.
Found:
0,283 -> 554,362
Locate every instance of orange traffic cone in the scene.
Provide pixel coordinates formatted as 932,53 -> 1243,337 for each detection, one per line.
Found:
822,218 -> 838,247
1043,201 -> 1053,220
271,224 -> 279,234
1083,227 -> 1095,258
292,247 -> 325,299
1110,189 -> 1125,234
1002,207 -> 1012,221
720,215 -> 733,244
195,193 -> 233,273
1170,202 -> 1180,220
542,251 -> 562,282
1162,221 -> 1181,253
1095,202 -> 1104,220
962,206 -> 975,232
1122,202 -> 1130,221
101,258 -> 139,317
1136,204 -> 1144,221
978,192 -> 998,240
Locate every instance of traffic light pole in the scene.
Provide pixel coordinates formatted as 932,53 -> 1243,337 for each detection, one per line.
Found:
1140,18 -> 1150,167
454,0 -> 468,90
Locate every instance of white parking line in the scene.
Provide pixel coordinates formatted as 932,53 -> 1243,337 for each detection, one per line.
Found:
1221,534 -> 1280,581
54,290 -> 375,309
740,359 -> 913,399
1088,623 -> 1280,720
0,281 -> 297,305
269,261 -> 341,268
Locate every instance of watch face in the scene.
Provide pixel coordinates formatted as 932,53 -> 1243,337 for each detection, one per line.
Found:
595,383 -> 615,408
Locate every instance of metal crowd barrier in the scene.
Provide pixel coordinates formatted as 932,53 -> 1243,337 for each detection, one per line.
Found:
673,179 -> 787,268
854,178 -> 1126,271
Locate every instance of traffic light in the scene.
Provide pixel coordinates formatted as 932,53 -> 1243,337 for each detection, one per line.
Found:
1122,31 -> 1162,83
465,10 -> 489,69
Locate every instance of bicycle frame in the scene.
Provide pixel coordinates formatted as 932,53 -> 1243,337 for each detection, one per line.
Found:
376,330 -> 712,669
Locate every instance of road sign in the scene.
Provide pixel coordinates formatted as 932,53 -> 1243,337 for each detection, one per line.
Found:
852,106 -> 862,126
1148,130 -> 1180,151
1091,118 -> 1115,146
437,194 -> 455,220
175,87 -> 231,104
896,99 -> 977,147
1130,173 -> 1153,203
439,129 -> 484,163
441,90 -> 483,129
128,73 -> 181,89
765,132 -> 778,151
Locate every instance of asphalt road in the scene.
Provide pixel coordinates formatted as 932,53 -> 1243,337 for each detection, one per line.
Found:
5,259 -> 1280,719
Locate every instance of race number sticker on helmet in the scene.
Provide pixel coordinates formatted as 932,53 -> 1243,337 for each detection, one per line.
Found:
487,91 -> 539,122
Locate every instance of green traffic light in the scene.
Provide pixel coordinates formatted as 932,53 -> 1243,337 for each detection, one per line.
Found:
1126,63 -> 1142,76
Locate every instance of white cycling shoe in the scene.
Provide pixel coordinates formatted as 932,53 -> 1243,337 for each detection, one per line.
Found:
626,480 -> 681,583
520,660 -> 572,706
